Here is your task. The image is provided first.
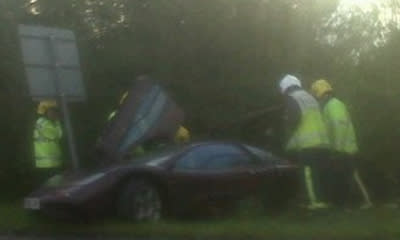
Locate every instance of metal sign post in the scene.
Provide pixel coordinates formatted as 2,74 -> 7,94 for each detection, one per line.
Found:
47,36 -> 80,169
19,25 -> 86,170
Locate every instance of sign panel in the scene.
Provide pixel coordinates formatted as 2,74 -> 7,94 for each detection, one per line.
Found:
19,25 -> 85,101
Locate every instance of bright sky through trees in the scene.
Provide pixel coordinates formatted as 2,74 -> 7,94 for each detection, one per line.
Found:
317,0 -> 400,62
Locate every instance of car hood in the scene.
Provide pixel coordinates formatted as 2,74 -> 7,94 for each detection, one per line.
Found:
95,77 -> 184,164
27,152 -> 174,202
27,170 -> 108,197
26,165 -> 142,203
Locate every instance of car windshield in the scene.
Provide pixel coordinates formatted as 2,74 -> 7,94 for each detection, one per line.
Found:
127,145 -> 182,167
243,145 -> 282,163
174,143 -> 254,170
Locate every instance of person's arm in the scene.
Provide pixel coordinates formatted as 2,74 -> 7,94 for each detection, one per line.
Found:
36,119 -> 62,141
323,105 -> 335,146
283,96 -> 301,142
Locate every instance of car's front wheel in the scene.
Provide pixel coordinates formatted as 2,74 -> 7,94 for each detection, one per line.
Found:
117,179 -> 162,221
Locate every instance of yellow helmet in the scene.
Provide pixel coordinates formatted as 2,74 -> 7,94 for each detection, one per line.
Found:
174,126 -> 190,144
37,100 -> 58,115
311,79 -> 333,98
119,91 -> 129,105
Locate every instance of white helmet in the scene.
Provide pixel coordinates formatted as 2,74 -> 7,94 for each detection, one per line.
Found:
279,74 -> 302,94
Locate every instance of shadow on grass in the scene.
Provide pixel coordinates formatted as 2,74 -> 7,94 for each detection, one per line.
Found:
1,201 -> 400,240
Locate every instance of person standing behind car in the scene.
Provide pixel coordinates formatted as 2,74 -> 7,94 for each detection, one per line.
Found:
143,125 -> 191,153
34,100 -> 63,185
279,74 -> 330,210
311,79 -> 373,209
174,125 -> 191,145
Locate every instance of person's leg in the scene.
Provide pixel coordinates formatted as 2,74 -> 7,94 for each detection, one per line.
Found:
329,152 -> 352,207
300,150 -> 329,209
34,167 -> 62,187
288,152 -> 308,205
314,149 -> 335,204
303,165 -> 318,207
310,149 -> 330,208
346,155 -> 372,208
35,168 -> 49,187
295,151 -> 317,207
353,169 -> 373,208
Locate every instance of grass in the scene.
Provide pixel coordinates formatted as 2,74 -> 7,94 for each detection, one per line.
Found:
1,202 -> 400,240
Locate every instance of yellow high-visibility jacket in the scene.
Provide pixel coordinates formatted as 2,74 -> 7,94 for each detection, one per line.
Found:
34,117 -> 62,168
323,97 -> 358,154
286,90 -> 329,151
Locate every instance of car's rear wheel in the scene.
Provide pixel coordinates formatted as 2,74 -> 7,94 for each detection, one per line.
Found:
117,179 -> 162,221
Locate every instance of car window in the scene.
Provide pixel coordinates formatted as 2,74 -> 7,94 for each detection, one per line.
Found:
243,145 -> 279,164
129,145 -> 181,166
174,144 -> 252,171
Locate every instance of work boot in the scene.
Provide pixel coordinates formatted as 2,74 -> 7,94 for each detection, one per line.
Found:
307,202 -> 330,210
360,202 -> 373,210
383,203 -> 398,209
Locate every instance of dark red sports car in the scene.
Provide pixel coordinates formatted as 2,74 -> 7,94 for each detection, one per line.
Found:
24,141 -> 298,221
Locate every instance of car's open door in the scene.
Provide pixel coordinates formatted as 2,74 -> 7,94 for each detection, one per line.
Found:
95,76 -> 184,165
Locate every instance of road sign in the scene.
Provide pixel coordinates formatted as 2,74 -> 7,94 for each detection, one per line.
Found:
19,24 -> 85,101
19,25 -> 84,170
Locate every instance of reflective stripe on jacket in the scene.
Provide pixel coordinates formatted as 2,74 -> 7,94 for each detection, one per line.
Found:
286,89 -> 329,151
323,98 -> 358,154
34,117 -> 62,168
108,110 -> 117,121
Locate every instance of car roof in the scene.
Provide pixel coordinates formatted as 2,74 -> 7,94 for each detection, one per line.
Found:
125,141 -> 248,167
185,140 -> 245,148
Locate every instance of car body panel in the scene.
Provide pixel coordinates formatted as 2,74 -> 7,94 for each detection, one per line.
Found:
24,142 -> 298,218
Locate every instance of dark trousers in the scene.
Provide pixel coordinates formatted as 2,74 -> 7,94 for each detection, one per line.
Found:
289,148 -> 331,203
35,167 -> 62,187
323,152 -> 356,207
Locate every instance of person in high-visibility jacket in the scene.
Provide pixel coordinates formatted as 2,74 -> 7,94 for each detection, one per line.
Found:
311,79 -> 373,209
174,125 -> 191,144
34,100 -> 63,184
279,74 -> 330,210
144,125 -> 191,152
